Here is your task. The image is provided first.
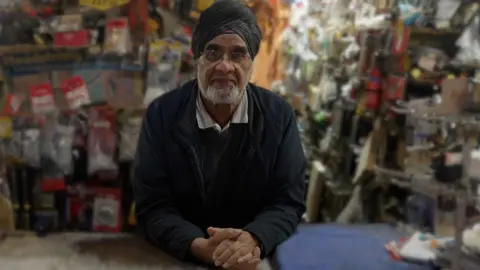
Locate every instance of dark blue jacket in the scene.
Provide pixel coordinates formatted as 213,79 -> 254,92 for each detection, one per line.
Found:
133,80 -> 306,262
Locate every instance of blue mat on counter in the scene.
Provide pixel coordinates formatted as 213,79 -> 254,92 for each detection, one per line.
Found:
276,224 -> 430,270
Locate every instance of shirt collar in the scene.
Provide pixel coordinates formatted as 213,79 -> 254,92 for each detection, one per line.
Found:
196,90 -> 248,133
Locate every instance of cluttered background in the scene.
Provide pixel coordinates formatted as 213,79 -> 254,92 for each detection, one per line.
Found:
3,0 -> 480,270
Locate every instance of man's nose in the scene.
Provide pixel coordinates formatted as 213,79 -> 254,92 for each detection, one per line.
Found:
214,57 -> 235,73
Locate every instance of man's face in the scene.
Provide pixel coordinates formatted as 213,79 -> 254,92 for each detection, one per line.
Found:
197,34 -> 253,104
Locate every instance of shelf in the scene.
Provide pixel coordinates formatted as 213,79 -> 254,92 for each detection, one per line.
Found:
436,245 -> 480,270
375,165 -> 469,199
0,45 -> 145,74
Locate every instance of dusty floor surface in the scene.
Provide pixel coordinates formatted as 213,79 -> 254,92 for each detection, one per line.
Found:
0,233 -> 272,270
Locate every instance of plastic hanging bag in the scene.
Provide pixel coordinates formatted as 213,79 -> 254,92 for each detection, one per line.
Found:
119,115 -> 142,162
144,41 -> 183,106
7,119 -> 24,162
92,188 -> 122,232
40,113 -> 75,192
104,18 -> 132,55
56,124 -> 75,174
87,107 -> 117,178
61,76 -> 91,109
22,128 -> 41,168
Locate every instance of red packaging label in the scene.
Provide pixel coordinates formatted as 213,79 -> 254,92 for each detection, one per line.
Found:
385,76 -> 406,101
391,25 -> 411,55
54,30 -> 90,47
29,83 -> 55,114
106,18 -> 128,30
5,94 -> 24,115
41,178 -> 66,192
69,197 -> 82,218
92,188 -> 122,233
61,76 -> 91,109
87,107 -> 118,178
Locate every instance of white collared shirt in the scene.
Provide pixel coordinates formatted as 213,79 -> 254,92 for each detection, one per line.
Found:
196,91 -> 248,133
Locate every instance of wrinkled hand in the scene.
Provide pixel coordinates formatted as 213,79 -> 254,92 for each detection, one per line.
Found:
207,227 -> 243,245
190,228 -> 242,264
211,229 -> 261,269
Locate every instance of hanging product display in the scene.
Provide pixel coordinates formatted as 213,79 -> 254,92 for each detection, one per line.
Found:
278,0 -> 480,268
87,107 -> 118,178
61,76 -> 92,110
0,0 -> 154,235
144,39 -> 188,106
0,0 -> 204,236
92,187 -> 122,232
40,113 -> 75,192
119,113 -> 142,162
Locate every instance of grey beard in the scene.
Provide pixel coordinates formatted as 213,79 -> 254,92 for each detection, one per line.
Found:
202,85 -> 241,105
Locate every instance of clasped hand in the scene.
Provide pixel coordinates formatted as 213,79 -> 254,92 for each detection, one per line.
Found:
208,227 -> 261,269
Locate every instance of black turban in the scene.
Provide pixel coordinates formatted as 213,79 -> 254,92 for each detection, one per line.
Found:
191,0 -> 262,59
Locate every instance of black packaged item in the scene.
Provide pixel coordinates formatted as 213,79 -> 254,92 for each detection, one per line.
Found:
432,145 -> 463,183
34,210 -> 58,237
437,195 -> 456,212
6,167 -> 20,229
20,167 -> 35,230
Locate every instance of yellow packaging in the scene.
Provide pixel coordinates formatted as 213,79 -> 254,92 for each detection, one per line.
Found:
79,0 -> 131,11
0,117 -> 12,139
196,0 -> 215,11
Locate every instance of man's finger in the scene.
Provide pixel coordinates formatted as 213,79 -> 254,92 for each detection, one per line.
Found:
222,245 -> 251,268
207,227 -> 218,236
238,246 -> 261,264
214,241 -> 242,266
209,228 -> 242,245
237,252 -> 253,264
212,240 -> 232,261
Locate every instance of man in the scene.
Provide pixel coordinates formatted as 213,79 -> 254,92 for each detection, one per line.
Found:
133,0 -> 306,269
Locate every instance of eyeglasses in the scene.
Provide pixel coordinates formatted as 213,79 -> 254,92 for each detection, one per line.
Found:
202,49 -> 250,64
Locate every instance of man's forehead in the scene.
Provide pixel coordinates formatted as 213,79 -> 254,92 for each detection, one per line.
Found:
206,34 -> 247,48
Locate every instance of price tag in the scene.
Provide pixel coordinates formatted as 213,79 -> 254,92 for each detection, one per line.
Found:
445,152 -> 462,166
61,76 -> 91,109
418,56 -> 436,72
79,0 -> 131,10
54,30 -> 90,48
29,83 -> 55,114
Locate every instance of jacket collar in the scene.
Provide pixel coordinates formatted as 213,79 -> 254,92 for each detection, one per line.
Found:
175,80 -> 263,145
196,88 -> 249,133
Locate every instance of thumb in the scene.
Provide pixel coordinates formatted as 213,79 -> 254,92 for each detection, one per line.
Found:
207,227 -> 218,236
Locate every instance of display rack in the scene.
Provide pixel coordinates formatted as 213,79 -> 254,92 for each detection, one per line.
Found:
280,0 -> 480,268
0,0 -> 191,236
376,115 -> 480,270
